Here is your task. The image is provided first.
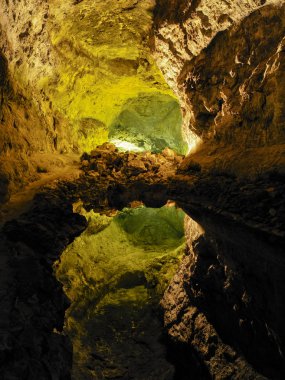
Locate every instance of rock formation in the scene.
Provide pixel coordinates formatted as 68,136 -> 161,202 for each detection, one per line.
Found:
153,0 -> 283,149
0,0 -> 187,201
162,212 -> 285,379
0,0 -> 285,379
0,50 -> 52,202
152,2 -> 285,378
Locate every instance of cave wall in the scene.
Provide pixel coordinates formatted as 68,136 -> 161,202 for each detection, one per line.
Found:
0,0 -> 188,200
152,2 -> 285,377
0,0 -> 182,154
0,0 -> 73,201
0,50 -> 54,202
1,1 -> 285,378
162,212 -> 285,379
152,0 -> 284,150
1,0 -> 285,200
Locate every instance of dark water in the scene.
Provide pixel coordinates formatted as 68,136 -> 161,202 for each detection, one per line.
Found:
55,205 -> 192,380
55,201 -> 285,379
179,204 -> 285,379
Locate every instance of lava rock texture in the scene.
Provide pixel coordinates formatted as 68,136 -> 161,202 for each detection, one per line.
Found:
162,212 -> 285,379
153,0 -> 283,148
0,0 -> 185,200
0,50 -> 54,203
1,0 -> 285,378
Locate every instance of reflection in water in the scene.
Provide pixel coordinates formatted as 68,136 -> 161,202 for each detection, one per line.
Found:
55,205 -> 186,379
54,198 -> 285,379
173,204 -> 285,379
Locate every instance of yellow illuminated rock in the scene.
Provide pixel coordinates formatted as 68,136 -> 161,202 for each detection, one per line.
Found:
46,0 -> 183,152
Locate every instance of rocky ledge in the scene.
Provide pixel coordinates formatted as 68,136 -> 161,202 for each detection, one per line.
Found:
78,142 -> 285,239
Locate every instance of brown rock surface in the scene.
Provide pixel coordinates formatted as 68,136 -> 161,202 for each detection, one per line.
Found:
153,1 -> 285,151
0,51 -> 53,202
180,3 -> 285,146
1,0 -> 285,378
162,212 -> 285,379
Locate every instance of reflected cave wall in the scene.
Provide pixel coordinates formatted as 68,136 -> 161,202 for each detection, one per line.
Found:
162,210 -> 285,379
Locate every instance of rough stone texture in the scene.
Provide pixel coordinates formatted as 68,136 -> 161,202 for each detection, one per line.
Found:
0,0 -> 63,148
0,0 -> 78,154
0,0 -> 177,153
109,92 -> 187,154
161,212 -> 285,379
153,0 -> 271,87
79,143 -> 285,240
172,167 -> 285,239
2,0 -> 285,200
78,142 -> 184,211
0,51 -> 54,202
152,0 -> 284,149
0,0 -> 183,200
44,0 -> 177,152
180,4 -> 285,146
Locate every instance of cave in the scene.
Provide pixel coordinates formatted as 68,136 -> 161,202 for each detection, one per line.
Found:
0,1 -> 285,379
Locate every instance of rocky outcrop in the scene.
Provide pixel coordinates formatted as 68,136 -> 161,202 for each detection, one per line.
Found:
78,143 -> 285,239
153,0 -> 271,87
0,0 -> 76,155
153,0 -> 284,149
172,167 -> 285,239
79,142 -> 183,210
180,4 -> 285,146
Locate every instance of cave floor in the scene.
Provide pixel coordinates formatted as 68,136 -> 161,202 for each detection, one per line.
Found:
0,152 -> 82,226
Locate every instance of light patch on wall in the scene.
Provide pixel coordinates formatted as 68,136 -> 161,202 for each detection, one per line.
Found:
185,129 -> 203,154
110,139 -> 145,152
109,92 -> 188,154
